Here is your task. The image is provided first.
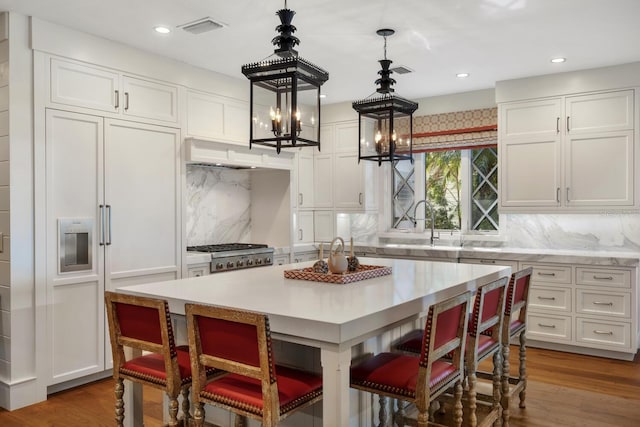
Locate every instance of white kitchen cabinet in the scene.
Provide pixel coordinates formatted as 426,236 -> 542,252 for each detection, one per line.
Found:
296,150 -> 315,209
49,56 -> 179,124
295,211 -> 315,244
185,89 -> 249,144
45,109 -> 181,384
499,89 -> 636,211
522,262 -> 636,358
188,263 -> 210,278
313,153 -> 333,208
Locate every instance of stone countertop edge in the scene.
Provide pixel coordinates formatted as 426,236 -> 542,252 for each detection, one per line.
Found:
353,245 -> 640,267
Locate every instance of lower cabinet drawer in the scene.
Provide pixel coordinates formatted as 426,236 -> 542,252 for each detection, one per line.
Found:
576,318 -> 630,349
575,289 -> 630,318
526,313 -> 571,342
529,286 -> 571,312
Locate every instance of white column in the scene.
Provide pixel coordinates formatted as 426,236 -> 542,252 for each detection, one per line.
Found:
320,346 -> 353,427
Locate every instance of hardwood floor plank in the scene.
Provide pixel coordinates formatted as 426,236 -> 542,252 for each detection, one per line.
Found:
0,346 -> 638,426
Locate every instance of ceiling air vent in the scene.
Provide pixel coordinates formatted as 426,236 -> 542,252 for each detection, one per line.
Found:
390,66 -> 413,75
179,17 -> 226,34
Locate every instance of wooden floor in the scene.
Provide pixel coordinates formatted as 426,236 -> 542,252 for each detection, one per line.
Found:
0,346 -> 638,426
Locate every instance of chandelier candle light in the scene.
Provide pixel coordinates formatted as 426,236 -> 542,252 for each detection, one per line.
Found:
352,29 -> 418,165
241,0 -> 329,154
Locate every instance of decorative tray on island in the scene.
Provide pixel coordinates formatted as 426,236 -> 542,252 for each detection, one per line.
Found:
284,264 -> 392,284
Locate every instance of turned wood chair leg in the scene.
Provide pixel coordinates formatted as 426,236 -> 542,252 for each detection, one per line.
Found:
501,341 -> 511,427
468,358 -> 478,427
394,398 -> 405,427
453,380 -> 464,427
519,330 -> 527,408
493,350 -> 503,427
180,387 -> 191,424
114,378 -> 125,427
193,402 -> 205,427
378,395 -> 389,426
168,395 -> 180,427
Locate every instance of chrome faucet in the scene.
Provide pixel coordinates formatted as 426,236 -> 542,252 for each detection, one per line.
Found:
412,199 -> 439,246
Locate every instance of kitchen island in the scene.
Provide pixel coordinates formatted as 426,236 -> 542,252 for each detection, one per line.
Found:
118,257 -> 511,427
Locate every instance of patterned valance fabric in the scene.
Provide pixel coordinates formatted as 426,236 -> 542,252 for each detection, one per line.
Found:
397,107 -> 497,153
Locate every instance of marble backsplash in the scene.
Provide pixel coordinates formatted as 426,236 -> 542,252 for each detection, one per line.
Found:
186,165 -> 251,246
337,212 -> 640,253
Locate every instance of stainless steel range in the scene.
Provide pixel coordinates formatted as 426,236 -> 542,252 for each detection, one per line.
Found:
187,243 -> 274,273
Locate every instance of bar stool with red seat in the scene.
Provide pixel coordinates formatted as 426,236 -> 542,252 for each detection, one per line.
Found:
350,291 -> 472,427
185,303 -> 323,427
105,291 -> 207,427
392,277 -> 509,427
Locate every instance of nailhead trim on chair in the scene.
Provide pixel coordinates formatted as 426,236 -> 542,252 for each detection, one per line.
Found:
279,389 -> 323,414
163,301 -> 178,359
265,317 -> 276,385
200,391 -> 263,416
120,369 -> 167,387
419,307 -> 435,367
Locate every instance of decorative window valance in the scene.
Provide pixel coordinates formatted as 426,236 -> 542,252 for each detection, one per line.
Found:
396,107 -> 497,153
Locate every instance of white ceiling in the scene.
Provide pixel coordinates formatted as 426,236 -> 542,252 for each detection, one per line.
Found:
2,0 -> 640,104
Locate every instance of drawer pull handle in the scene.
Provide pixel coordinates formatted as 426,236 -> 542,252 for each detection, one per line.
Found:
537,296 -> 556,301
537,323 -> 556,329
592,301 -> 613,306
480,259 -> 496,264
537,272 -> 556,277
593,330 -> 613,335
593,275 -> 613,280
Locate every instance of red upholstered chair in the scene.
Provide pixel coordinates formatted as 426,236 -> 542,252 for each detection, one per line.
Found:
496,267 -> 533,425
350,291 -> 471,427
185,303 -> 323,427
392,277 -> 509,427
105,291 -> 205,427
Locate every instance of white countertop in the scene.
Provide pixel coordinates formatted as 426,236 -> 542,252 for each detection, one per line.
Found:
122,256 -> 510,345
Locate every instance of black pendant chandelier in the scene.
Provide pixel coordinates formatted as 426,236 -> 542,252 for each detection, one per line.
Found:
353,29 -> 418,165
241,1 -> 329,154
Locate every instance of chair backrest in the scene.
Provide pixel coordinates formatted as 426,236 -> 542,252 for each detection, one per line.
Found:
104,291 -> 180,389
469,276 -> 509,338
185,304 -> 279,420
505,267 -> 533,320
415,291 -> 471,402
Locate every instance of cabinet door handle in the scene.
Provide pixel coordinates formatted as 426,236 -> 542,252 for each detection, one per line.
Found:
566,187 -> 570,202
566,116 -> 570,132
298,229 -> 303,241
538,323 -> 556,328
124,92 -> 129,111
593,330 -> 613,335
106,205 -> 112,245
537,272 -> 556,277
359,192 -> 363,205
99,204 -> 105,245
479,259 -> 496,264
556,117 -> 560,134
537,296 -> 556,301
593,275 -> 614,281
114,90 -> 119,109
592,301 -> 613,306
556,187 -> 560,203
299,193 -> 303,205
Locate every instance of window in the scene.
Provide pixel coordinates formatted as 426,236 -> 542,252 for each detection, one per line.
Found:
392,146 -> 499,233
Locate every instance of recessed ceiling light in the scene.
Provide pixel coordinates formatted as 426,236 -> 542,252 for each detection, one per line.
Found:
551,57 -> 566,63
154,26 -> 171,34
456,73 -> 470,78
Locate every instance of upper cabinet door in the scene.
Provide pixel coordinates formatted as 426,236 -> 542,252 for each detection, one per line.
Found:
50,57 -> 119,113
499,98 -> 562,140
565,90 -> 634,135
121,76 -> 178,123
185,89 -> 249,144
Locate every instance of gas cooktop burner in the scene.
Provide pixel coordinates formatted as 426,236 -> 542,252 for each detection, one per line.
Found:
187,243 -> 268,253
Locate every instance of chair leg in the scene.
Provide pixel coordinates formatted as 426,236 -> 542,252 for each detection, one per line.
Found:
378,395 -> 389,426
394,399 -> 405,427
468,358 -> 478,427
193,402 -> 205,427
453,380 -> 464,427
501,341 -> 511,427
180,386 -> 191,424
518,331 -> 527,409
492,350 -> 503,427
168,395 -> 180,427
114,378 -> 125,427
